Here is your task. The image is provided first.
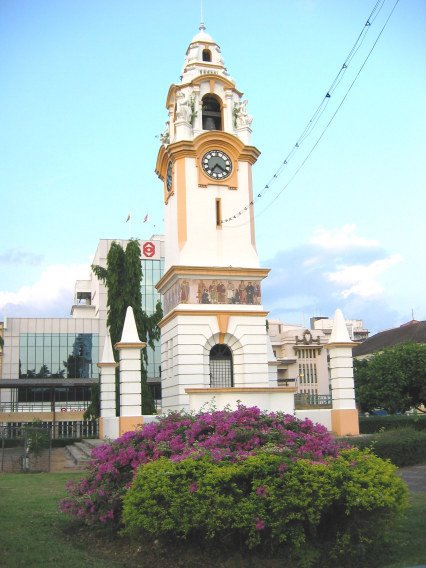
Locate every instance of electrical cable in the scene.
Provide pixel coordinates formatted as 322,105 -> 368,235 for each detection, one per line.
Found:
221,0 -> 399,227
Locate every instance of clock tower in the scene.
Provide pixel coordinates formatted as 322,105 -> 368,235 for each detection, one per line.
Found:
156,24 -> 286,413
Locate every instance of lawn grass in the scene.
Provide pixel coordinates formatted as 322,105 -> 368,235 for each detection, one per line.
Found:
0,472 -> 425,568
0,473 -> 124,568
381,492 -> 426,568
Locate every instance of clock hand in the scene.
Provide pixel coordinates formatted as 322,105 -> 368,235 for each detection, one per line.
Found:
212,163 -> 226,173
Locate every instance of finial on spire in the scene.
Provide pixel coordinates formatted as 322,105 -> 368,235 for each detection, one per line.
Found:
199,0 -> 205,31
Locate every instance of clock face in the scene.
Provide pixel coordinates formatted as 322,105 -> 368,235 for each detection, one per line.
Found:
166,161 -> 173,192
201,150 -> 232,180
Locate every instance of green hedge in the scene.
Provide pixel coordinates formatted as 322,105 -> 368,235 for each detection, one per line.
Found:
359,414 -> 426,433
343,428 -> 426,467
123,449 -> 407,567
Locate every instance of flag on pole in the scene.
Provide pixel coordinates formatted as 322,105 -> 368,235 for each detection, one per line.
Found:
126,213 -> 131,222
143,214 -> 148,223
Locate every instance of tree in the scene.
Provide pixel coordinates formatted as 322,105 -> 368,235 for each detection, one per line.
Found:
354,342 -> 426,414
92,240 -> 163,415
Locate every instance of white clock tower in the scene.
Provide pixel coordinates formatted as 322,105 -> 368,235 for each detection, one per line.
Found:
156,24 -> 290,414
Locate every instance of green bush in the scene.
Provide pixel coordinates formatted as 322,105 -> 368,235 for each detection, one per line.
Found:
123,448 -> 407,567
359,414 -> 426,433
344,428 -> 426,467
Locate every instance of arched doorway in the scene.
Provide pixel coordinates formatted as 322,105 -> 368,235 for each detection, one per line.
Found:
209,344 -> 233,387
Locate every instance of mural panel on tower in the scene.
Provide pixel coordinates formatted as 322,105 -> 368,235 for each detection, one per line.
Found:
163,279 -> 262,314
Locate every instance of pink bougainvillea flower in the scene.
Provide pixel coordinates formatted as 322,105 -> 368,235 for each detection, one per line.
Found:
60,405 -> 343,527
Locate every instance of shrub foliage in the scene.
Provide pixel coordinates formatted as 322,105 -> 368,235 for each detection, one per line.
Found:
359,414 -> 426,433
123,449 -> 407,565
344,427 -> 426,467
60,406 -> 408,565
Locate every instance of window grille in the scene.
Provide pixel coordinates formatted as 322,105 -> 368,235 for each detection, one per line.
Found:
210,344 -> 233,388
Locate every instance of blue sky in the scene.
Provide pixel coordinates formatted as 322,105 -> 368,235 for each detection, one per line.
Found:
1,0 -> 425,334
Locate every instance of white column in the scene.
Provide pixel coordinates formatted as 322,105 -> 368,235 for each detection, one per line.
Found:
97,332 -> 119,439
118,346 -> 143,416
115,306 -> 146,435
98,334 -> 117,418
326,309 -> 359,435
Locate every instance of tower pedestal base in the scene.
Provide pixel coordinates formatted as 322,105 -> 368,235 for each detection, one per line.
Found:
99,417 -> 119,440
331,408 -> 359,436
185,387 -> 296,415
118,415 -> 144,436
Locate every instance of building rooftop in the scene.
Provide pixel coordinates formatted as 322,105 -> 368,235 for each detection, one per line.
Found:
352,320 -> 426,356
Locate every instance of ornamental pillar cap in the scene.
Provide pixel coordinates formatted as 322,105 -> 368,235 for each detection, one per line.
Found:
101,331 -> 115,364
115,306 -> 146,350
327,308 -> 354,347
97,331 -> 119,367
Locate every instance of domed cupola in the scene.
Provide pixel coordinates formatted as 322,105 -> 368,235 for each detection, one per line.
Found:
181,22 -> 231,83
159,23 -> 254,146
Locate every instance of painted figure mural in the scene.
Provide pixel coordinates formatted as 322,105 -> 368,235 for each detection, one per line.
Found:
163,278 -> 262,314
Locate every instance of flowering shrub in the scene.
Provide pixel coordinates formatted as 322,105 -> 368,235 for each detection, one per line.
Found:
60,405 -> 341,527
123,449 -> 407,566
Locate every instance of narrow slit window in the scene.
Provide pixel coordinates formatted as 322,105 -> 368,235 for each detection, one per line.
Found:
216,198 -> 221,228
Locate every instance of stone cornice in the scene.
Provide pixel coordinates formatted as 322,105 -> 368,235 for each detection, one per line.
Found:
325,342 -> 359,350
185,387 -> 297,394
159,308 -> 268,329
114,341 -> 147,351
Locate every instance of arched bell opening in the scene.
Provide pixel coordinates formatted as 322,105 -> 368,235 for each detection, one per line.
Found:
209,344 -> 233,387
202,49 -> 212,62
202,94 -> 222,131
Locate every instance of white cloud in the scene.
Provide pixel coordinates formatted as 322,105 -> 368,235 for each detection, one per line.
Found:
310,224 -> 380,251
0,263 -> 90,315
326,254 -> 403,299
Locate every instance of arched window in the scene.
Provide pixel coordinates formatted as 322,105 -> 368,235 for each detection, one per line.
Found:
210,344 -> 233,387
202,49 -> 212,62
202,95 -> 222,131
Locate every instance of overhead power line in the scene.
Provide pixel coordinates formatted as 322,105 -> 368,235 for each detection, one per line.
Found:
221,0 -> 400,227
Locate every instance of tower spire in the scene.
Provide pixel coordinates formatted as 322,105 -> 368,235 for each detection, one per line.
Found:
200,0 -> 205,31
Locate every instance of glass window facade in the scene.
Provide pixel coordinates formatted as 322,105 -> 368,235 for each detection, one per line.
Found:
141,258 -> 164,381
19,333 -> 99,379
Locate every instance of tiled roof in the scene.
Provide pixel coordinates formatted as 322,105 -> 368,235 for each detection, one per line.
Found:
353,320 -> 426,357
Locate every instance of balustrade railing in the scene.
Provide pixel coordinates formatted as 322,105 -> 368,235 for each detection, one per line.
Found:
294,393 -> 332,408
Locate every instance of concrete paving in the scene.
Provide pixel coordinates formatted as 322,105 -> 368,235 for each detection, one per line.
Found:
397,463 -> 426,493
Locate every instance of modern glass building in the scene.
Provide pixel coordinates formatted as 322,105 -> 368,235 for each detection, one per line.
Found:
140,255 -> 164,385
0,317 -> 100,411
72,236 -> 165,408
0,236 -> 165,417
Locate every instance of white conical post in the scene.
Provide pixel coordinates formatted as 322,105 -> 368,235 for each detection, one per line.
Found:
326,309 -> 359,436
97,332 -> 119,439
115,306 -> 147,436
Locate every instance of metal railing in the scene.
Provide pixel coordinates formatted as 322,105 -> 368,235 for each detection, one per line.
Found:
0,420 -> 98,439
0,401 -> 90,413
294,393 -> 332,408
1,424 -> 52,473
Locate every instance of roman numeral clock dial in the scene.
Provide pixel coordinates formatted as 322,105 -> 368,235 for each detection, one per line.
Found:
202,150 -> 232,180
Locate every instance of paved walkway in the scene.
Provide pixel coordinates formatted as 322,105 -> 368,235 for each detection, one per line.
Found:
50,447 -> 87,473
397,463 -> 426,493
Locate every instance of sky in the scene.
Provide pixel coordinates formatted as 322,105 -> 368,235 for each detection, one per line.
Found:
1,0 -> 425,334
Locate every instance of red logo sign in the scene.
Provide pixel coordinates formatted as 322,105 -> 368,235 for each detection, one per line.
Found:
142,241 -> 155,258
